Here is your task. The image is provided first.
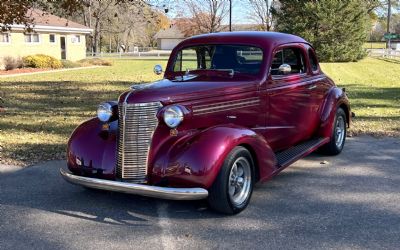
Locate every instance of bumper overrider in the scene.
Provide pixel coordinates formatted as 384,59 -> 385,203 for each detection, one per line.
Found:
60,168 -> 208,200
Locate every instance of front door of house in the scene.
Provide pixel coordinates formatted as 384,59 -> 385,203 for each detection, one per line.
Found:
60,36 -> 66,60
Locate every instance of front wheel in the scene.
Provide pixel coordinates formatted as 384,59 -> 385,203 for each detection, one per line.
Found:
207,146 -> 254,214
319,108 -> 347,155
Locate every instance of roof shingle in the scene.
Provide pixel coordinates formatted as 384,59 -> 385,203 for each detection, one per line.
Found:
26,9 -> 89,29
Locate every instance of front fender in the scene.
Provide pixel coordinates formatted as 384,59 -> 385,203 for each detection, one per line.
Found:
318,87 -> 351,138
151,125 -> 277,189
67,118 -> 117,179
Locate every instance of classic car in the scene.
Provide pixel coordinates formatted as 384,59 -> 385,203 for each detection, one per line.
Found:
61,31 -> 351,214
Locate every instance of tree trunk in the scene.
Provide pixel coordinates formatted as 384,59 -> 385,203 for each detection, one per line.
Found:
93,18 -> 101,54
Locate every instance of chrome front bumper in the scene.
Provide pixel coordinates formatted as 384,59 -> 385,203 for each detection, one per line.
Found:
60,168 -> 208,200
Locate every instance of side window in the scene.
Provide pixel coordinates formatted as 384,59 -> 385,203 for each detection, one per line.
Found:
271,47 -> 306,76
173,48 -> 206,72
308,49 -> 319,72
173,51 -> 182,72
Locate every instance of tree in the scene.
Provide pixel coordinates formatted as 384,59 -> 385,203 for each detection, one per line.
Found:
246,0 -> 277,31
173,17 -> 198,36
181,0 -> 229,33
0,0 -> 167,53
0,0 -> 84,30
274,0 -> 370,62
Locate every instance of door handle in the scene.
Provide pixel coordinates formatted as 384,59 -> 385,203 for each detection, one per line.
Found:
308,85 -> 317,90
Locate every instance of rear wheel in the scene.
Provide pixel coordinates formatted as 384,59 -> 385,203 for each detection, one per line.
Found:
319,108 -> 347,155
207,146 -> 254,214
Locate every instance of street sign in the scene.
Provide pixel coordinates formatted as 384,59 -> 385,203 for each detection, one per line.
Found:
384,33 -> 399,40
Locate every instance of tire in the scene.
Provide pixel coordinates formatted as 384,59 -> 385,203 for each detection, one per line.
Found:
319,108 -> 347,155
207,146 -> 255,215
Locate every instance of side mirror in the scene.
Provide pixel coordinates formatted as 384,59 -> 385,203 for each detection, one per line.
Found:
154,64 -> 163,75
278,64 -> 291,75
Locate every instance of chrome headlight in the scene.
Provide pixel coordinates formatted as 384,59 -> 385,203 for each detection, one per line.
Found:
97,102 -> 117,122
163,105 -> 184,128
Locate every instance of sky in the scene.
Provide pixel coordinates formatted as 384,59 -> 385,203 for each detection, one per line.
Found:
160,0 -> 256,25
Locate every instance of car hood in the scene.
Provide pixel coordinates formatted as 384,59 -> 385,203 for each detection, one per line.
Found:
119,76 -> 260,105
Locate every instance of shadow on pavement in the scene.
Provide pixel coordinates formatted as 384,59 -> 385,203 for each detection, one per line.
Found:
0,136 -> 399,249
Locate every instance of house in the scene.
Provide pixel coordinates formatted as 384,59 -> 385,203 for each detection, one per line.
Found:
390,40 -> 400,50
154,26 -> 186,50
0,9 -> 92,63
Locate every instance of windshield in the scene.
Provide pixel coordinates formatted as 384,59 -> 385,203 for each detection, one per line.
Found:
172,45 -> 263,75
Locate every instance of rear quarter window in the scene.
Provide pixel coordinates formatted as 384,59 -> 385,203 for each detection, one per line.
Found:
308,48 -> 319,72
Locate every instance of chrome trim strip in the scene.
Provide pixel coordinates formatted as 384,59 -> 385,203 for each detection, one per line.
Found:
252,126 -> 296,130
193,97 -> 259,109
193,98 -> 260,115
60,168 -> 208,200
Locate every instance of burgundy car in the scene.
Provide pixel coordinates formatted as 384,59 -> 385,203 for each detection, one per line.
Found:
61,32 -> 351,214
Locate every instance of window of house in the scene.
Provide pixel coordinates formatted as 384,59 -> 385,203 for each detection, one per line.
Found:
49,34 -> 56,43
308,48 -> 319,72
71,35 -> 81,43
25,34 -> 40,43
271,47 -> 306,76
0,33 -> 11,43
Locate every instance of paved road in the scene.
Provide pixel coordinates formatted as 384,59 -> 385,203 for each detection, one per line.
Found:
1,136 -> 399,250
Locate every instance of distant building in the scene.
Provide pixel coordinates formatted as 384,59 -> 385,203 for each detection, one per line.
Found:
390,40 -> 400,50
0,9 -> 92,63
154,26 -> 186,50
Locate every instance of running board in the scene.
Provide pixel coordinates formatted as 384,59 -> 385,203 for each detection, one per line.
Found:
276,137 -> 329,168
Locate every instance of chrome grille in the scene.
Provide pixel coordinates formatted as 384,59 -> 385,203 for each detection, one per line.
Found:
117,102 -> 161,182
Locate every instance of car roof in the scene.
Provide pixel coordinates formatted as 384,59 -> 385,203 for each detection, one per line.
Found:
178,31 -> 309,48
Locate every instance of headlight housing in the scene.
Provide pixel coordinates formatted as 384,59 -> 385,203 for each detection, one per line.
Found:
97,102 -> 117,122
163,105 -> 184,128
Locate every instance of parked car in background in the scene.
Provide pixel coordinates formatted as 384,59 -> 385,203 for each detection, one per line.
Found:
61,32 -> 351,214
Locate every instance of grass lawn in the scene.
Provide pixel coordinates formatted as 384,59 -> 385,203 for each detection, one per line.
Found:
321,57 -> 400,137
0,57 -> 399,166
0,59 -> 166,166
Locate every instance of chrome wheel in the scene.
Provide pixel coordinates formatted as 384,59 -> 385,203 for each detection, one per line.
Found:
228,157 -> 252,206
335,116 -> 345,148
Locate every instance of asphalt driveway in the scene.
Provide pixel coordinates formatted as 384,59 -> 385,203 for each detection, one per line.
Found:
0,136 -> 399,250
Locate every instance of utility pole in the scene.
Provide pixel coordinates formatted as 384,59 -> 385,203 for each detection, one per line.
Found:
229,0 -> 232,32
387,0 -> 392,49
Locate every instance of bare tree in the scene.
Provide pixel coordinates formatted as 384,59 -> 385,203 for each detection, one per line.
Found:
182,0 -> 229,33
85,0 -> 115,54
102,3 -> 166,50
246,0 -> 276,31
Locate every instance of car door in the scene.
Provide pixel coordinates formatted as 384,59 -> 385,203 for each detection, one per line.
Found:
305,46 -> 331,131
264,45 -> 317,151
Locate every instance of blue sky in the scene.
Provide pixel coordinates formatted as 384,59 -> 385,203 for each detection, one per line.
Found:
161,0 -> 255,25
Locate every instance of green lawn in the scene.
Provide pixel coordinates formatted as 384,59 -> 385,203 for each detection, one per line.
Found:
0,57 -> 399,166
321,57 -> 400,137
0,59 -> 166,166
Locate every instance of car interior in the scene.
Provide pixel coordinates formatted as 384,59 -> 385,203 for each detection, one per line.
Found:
271,48 -> 306,76
174,45 -> 263,75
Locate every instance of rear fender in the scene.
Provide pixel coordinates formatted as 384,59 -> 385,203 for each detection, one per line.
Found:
318,87 -> 350,138
151,125 -> 277,189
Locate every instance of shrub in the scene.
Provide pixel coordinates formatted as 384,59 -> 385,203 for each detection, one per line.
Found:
78,58 -> 112,66
61,60 -> 81,68
23,54 -> 63,69
3,56 -> 23,71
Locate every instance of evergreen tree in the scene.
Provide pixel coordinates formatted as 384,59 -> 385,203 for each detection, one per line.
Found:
274,0 -> 370,62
